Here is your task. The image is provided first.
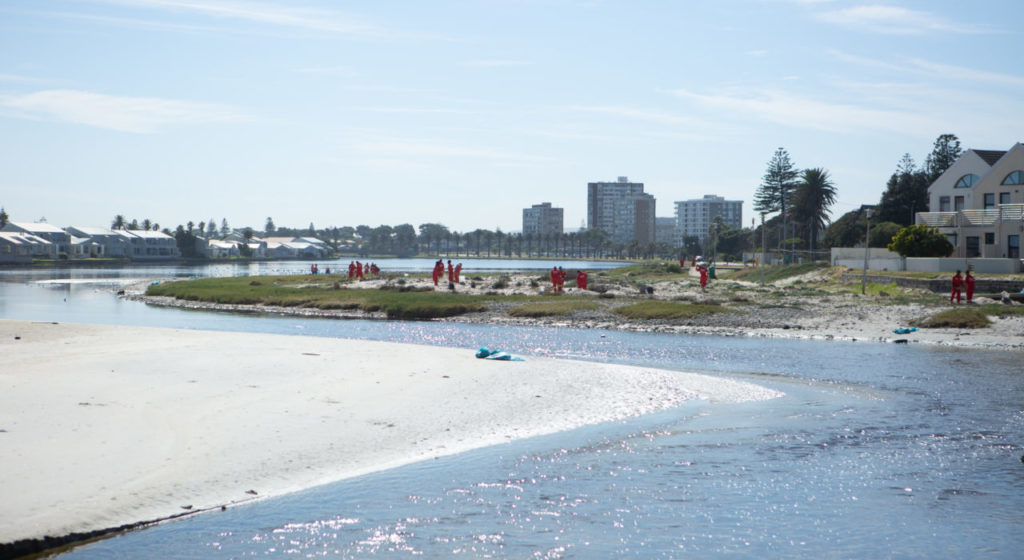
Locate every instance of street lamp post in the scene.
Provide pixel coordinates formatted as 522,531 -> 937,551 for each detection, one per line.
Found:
760,212 -> 766,287
861,207 -> 872,295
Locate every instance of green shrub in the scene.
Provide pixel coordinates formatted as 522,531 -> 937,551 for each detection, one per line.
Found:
911,308 -> 991,329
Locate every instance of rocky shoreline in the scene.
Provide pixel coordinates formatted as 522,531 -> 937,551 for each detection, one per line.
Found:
129,269 -> 1024,352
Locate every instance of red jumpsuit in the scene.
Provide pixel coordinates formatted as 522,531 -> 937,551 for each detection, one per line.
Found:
355,261 -> 364,280
699,266 -> 709,291
950,273 -> 962,303
447,261 -> 454,283
348,262 -> 355,279
432,261 -> 443,286
550,267 -> 560,291
576,270 -> 588,290
454,263 -> 462,283
964,272 -> 975,303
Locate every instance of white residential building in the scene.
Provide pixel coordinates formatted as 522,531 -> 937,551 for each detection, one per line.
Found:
65,226 -> 133,258
2,221 -> 70,257
0,231 -> 52,262
918,142 -> 1024,260
674,195 -> 743,242
124,229 -> 181,259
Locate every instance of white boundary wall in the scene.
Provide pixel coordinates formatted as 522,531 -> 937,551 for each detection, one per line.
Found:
830,248 -> 1022,273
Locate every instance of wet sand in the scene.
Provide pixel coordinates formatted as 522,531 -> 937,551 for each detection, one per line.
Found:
0,320 -> 778,551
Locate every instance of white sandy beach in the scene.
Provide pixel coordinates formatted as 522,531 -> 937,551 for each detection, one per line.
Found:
0,319 -> 778,547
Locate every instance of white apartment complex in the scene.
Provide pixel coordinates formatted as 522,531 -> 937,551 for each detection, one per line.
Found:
674,195 -> 743,242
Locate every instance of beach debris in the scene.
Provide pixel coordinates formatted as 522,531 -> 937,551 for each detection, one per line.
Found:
245,489 -> 258,495
475,347 -> 525,361
893,327 -> 918,334
893,339 -> 909,344
181,505 -> 193,510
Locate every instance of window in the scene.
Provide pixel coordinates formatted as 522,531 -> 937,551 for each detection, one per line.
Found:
1000,192 -> 1011,205
1002,170 -> 1023,185
1009,235 -> 1020,259
985,232 -> 995,245
954,196 -> 965,211
939,196 -> 951,211
966,237 -> 980,258
955,174 -> 979,188
984,193 -> 995,209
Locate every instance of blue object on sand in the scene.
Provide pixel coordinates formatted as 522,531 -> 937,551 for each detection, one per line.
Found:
475,347 -> 524,361
892,327 -> 918,334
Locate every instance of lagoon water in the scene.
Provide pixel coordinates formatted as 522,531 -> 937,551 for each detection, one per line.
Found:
2,264 -> 1023,558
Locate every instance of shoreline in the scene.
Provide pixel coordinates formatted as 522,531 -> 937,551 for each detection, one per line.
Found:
0,320 -> 778,556
131,274 -> 1024,352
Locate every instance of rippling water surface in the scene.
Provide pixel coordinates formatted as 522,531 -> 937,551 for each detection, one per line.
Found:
2,276 -> 1022,558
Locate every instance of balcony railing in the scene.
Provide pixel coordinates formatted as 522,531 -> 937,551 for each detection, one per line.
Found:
916,203 -> 1024,227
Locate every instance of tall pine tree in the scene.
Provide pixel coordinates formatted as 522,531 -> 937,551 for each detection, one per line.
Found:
754,148 -> 799,258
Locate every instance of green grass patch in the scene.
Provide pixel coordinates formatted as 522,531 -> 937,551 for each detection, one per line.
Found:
911,307 -> 992,329
978,305 -> 1024,318
147,275 -> 487,320
507,300 -> 601,318
611,301 -> 735,320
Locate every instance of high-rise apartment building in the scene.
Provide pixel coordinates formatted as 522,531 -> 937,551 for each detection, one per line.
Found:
522,202 -> 564,236
674,195 -> 743,242
587,177 -> 656,244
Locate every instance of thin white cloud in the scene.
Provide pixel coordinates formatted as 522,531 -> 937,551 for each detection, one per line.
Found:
0,90 -> 249,133
463,60 -> 531,68
356,138 -> 554,164
904,58 -> 1024,88
294,65 -> 358,78
567,105 -> 711,127
830,50 -> 1024,87
0,73 -> 49,84
86,0 -> 392,38
746,49 -> 769,57
354,106 -> 468,115
669,87 -> 935,136
816,5 -> 998,35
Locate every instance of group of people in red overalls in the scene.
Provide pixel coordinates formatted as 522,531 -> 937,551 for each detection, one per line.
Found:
433,259 -> 463,287
950,269 -> 975,304
347,261 -> 379,280
548,266 -> 588,292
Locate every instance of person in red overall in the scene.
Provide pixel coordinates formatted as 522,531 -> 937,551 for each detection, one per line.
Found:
950,270 -> 963,303
699,265 -> 709,292
559,267 -> 567,291
432,259 -> 443,286
355,261 -> 364,280
348,261 -> 355,279
550,266 -> 560,292
964,270 -> 975,304
454,263 -> 462,283
576,270 -> 588,290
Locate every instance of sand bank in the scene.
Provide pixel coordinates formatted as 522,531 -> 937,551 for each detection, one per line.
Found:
0,320 -> 778,551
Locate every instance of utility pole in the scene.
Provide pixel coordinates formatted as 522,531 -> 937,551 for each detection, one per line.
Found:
861,207 -> 872,295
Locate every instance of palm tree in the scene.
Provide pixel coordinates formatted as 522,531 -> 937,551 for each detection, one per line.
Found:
792,168 -> 838,260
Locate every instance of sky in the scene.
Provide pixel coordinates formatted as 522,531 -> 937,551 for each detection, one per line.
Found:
1,0 -> 1022,235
